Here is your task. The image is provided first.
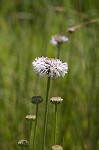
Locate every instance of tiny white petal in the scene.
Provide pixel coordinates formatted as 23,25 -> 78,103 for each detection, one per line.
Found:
50,37 -> 57,45
62,36 -> 69,42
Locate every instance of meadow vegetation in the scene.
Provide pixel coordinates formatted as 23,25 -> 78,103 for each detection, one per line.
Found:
0,0 -> 99,150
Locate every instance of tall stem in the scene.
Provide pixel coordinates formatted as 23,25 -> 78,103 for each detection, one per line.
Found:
57,44 -> 61,59
33,104 -> 39,150
42,77 -> 51,150
30,121 -> 32,134
54,104 -> 58,144
29,121 -> 32,150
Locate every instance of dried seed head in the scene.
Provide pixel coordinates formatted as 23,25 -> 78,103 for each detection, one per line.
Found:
26,115 -> 36,121
52,145 -> 63,150
50,97 -> 63,104
17,139 -> 29,148
31,96 -> 43,104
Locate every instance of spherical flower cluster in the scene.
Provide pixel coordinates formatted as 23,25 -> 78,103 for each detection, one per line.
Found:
32,56 -> 68,78
50,34 -> 69,46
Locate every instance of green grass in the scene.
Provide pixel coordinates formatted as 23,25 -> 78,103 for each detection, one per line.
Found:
0,0 -> 99,150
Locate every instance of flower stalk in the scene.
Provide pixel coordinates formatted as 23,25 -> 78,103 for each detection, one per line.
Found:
32,104 -> 38,150
54,104 -> 58,144
42,77 -> 51,150
29,121 -> 32,149
57,44 -> 61,59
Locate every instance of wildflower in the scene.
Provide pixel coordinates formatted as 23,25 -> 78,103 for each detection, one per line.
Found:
52,145 -> 63,150
31,96 -> 43,104
26,115 -> 36,121
50,34 -> 69,46
32,57 -> 68,78
17,139 -> 29,148
50,97 -> 63,104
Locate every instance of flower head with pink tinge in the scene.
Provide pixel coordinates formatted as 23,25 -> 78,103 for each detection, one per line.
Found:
32,56 -> 68,78
50,34 -> 69,46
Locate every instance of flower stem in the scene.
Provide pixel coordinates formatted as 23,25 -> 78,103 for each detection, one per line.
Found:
54,104 -> 58,144
30,121 -> 32,134
33,104 -> 39,150
57,44 -> 61,59
29,121 -> 32,149
42,77 -> 51,150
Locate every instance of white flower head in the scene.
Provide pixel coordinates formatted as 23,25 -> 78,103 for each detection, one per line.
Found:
26,115 -> 36,121
50,34 -> 69,46
32,56 -> 68,78
17,140 -> 29,148
50,97 -> 63,104
52,145 -> 63,150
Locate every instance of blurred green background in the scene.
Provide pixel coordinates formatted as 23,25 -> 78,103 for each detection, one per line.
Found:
0,0 -> 99,150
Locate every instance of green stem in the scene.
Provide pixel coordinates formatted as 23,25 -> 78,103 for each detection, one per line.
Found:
30,121 -> 32,134
54,104 -> 58,144
29,121 -> 32,149
33,104 -> 39,150
57,44 -> 61,59
42,77 -> 51,150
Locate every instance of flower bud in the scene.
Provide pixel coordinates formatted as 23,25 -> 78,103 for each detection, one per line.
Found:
50,97 -> 63,104
18,140 -> 29,148
31,96 -> 43,104
26,115 -> 36,121
52,145 -> 63,150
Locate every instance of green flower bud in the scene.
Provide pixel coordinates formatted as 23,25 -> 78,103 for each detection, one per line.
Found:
31,96 -> 43,104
